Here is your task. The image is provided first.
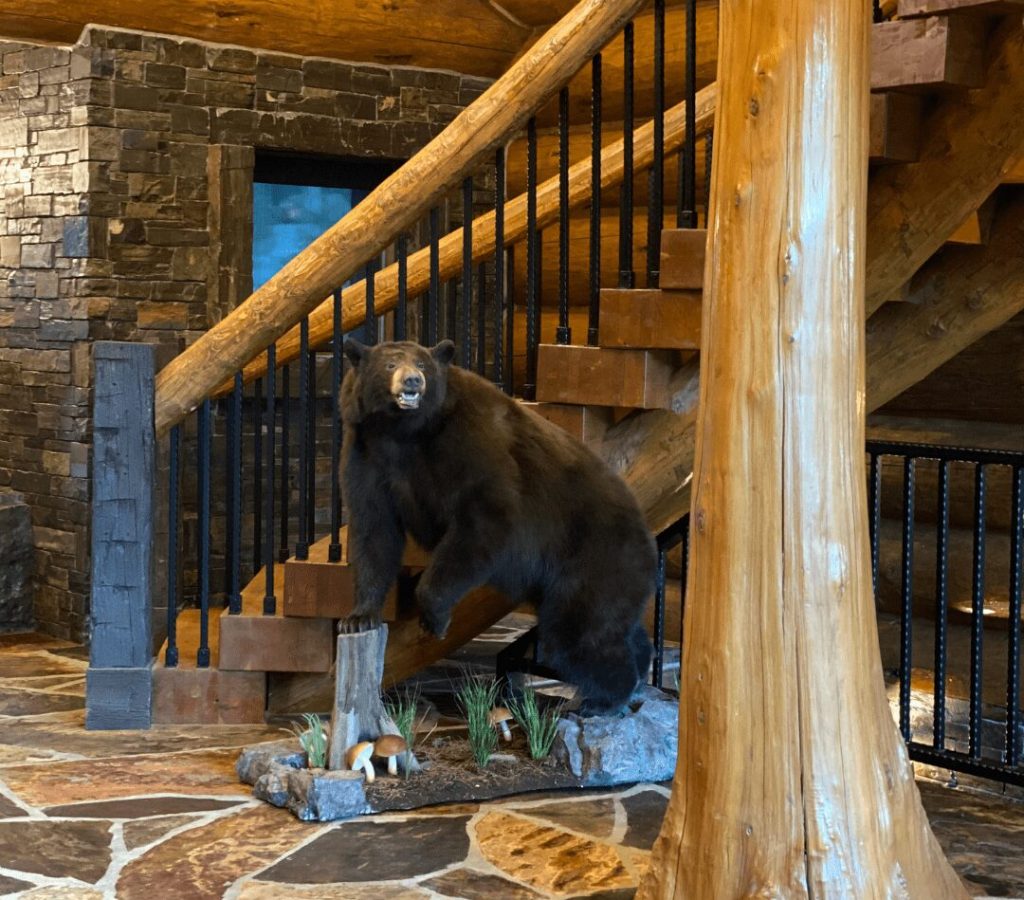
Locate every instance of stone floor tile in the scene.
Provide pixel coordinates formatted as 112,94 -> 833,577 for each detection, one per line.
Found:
259,816 -> 472,884
619,790 -> 670,850
0,686 -> 84,715
0,674 -> 86,693
0,790 -> 28,817
422,866 -> 544,898
123,813 -> 205,851
0,819 -> 112,882
0,650 -> 86,679
237,882 -> 431,899
0,872 -> 34,894
0,633 -> 76,651
1,748 -> 252,806
514,798 -> 618,840
0,713 -> 290,760
44,795 -> 244,819
20,889 -> 105,899
115,805 -> 312,900
475,811 -> 634,896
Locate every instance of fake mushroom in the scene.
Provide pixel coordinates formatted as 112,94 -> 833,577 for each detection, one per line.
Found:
345,741 -> 376,782
489,706 -> 514,742
374,734 -> 409,776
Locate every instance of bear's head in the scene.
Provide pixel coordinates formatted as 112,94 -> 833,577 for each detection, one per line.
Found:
341,339 -> 456,426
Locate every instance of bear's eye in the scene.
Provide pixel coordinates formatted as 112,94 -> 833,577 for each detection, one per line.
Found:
415,361 -> 425,370
385,362 -> 397,371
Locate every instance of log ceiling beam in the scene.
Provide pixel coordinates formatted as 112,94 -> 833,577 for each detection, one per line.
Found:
0,0 -> 718,81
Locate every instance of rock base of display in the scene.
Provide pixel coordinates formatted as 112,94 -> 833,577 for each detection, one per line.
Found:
239,688 -> 679,822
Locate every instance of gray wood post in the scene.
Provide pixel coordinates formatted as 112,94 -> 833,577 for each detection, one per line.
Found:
85,342 -> 156,729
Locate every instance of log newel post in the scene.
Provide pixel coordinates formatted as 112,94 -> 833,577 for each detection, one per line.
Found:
329,624 -> 419,774
85,341 -> 155,730
638,0 -> 968,896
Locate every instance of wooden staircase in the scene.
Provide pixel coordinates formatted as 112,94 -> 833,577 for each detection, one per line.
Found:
151,0 -> 1024,723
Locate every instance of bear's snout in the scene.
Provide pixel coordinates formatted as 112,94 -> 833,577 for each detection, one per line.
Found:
391,365 -> 425,410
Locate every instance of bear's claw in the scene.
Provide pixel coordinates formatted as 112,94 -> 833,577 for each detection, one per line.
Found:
418,608 -> 450,640
338,613 -> 382,634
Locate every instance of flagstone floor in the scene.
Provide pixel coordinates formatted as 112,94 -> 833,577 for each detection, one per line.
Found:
1,630 -> 1023,899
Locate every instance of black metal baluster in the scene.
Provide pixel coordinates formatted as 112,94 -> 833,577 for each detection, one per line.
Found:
477,261 -> 487,377
307,348 -> 317,545
970,463 -> 987,759
329,289 -> 343,563
295,319 -> 310,561
652,545 -> 666,687
197,399 -> 211,667
263,346 -> 277,616
462,177 -> 474,368
224,395 -> 234,605
934,459 -> 950,750
868,452 -> 882,596
873,0 -> 884,23
1006,464 -> 1023,766
165,425 -> 180,667
365,263 -> 377,344
525,117 -> 539,400
679,0 -> 697,228
506,244 -> 515,395
252,377 -> 263,575
493,148 -> 505,390
278,364 -> 290,564
588,53 -> 602,346
646,0 -> 665,286
228,373 -> 242,615
429,207 -> 440,345
619,22 -> 635,288
557,87 -> 571,345
396,236 -> 408,341
899,456 -> 916,741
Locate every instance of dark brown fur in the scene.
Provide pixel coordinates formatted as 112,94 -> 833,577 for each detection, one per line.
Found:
340,339 -> 656,713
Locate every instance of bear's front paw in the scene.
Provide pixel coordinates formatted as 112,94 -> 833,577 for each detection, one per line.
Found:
338,613 -> 382,634
418,607 -> 450,640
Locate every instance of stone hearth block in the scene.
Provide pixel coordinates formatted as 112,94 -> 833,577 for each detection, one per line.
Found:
0,493 -> 33,631
554,686 -> 678,785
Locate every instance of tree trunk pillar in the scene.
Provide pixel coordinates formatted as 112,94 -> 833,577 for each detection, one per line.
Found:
638,1 -> 968,896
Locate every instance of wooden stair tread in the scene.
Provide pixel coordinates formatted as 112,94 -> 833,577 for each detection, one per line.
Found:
599,287 -> 702,350
535,344 -> 680,410
946,194 -> 997,244
898,0 -> 1024,17
871,15 -> 987,93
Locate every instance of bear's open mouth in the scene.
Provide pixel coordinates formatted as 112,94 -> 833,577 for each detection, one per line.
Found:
394,390 -> 422,410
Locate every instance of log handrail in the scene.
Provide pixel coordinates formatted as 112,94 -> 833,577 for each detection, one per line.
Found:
217,82 -> 719,396
153,0 -> 647,435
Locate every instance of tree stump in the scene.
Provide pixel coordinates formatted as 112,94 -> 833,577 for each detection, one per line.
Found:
328,624 -> 419,774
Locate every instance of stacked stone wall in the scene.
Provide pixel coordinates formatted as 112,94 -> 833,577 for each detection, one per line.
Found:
0,25 -> 491,641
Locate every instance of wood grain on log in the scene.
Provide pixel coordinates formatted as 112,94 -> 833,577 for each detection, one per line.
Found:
638,0 -> 967,890
154,0 -> 650,434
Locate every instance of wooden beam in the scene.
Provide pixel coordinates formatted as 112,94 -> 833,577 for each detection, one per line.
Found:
871,15 -> 986,92
0,0 -> 527,78
869,92 -> 923,164
1003,157 -> 1024,182
154,0 -> 649,434
639,0 -> 967,893
865,15 -> 1024,315
219,83 -> 719,396
535,344 -> 680,409
898,0 -> 1024,17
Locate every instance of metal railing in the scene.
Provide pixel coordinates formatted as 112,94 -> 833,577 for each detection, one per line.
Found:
868,440 -> 1024,786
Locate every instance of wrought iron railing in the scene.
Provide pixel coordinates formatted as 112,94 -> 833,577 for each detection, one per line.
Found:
868,440 -> 1024,787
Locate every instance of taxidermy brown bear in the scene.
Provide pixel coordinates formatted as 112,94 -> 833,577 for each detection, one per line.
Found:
339,339 -> 656,714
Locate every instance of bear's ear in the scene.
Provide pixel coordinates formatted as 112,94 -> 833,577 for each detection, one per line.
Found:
431,340 -> 456,367
343,339 -> 368,368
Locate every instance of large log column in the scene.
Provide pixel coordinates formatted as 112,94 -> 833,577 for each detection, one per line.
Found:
638,1 -> 967,897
